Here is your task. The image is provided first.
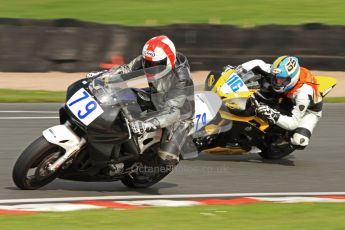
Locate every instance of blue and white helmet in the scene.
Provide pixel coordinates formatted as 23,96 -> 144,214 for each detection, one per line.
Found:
271,56 -> 300,93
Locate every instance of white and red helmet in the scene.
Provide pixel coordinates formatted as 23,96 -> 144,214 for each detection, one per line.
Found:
142,35 -> 176,81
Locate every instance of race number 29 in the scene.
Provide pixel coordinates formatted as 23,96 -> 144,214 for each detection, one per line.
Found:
67,89 -> 104,126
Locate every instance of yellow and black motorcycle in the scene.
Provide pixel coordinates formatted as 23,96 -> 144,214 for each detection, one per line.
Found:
194,67 -> 336,159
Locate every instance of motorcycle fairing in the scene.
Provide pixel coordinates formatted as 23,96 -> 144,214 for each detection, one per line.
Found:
189,91 -> 222,134
42,125 -> 86,171
315,76 -> 337,97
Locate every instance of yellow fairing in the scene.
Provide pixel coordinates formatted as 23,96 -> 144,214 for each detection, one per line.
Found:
219,110 -> 269,132
211,69 -> 255,99
210,70 -> 269,132
204,124 -> 221,135
204,70 -> 271,155
204,147 -> 248,155
211,69 -> 235,93
315,76 -> 337,97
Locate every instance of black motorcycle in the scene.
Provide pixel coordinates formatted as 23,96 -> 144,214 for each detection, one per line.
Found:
12,67 -> 221,190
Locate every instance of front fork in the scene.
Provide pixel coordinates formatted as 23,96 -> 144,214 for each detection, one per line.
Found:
42,122 -> 86,172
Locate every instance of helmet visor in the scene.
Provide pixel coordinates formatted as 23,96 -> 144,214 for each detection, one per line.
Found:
142,58 -> 169,81
272,76 -> 291,90
143,58 -> 167,69
142,65 -> 170,82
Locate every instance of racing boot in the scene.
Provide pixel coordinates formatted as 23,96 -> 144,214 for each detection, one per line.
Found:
158,141 -> 180,170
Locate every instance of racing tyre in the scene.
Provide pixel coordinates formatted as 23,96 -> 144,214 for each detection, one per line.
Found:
12,136 -> 62,190
259,143 -> 295,160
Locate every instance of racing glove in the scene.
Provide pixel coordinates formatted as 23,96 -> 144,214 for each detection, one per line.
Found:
223,65 -> 235,72
86,70 -> 108,79
86,67 -> 125,79
130,119 -> 158,135
256,104 -> 280,125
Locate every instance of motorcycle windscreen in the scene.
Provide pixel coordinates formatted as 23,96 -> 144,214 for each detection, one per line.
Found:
89,66 -> 168,120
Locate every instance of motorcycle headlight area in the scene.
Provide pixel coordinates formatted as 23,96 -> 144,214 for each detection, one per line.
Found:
224,97 -> 248,111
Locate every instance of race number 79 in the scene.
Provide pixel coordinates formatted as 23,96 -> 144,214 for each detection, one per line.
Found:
67,88 -> 104,126
68,91 -> 97,119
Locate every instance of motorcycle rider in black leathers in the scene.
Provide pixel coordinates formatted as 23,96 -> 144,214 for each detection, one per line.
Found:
88,35 -> 194,167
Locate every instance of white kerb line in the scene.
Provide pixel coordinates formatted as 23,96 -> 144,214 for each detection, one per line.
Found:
1,192 -> 345,204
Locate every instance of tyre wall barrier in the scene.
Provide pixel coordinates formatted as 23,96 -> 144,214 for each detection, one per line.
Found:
0,18 -> 344,72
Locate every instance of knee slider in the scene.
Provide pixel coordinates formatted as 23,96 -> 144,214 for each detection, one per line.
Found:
291,128 -> 311,147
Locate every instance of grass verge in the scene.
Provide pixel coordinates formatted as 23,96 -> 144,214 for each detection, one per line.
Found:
0,89 -> 65,102
323,97 -> 345,103
1,203 -> 345,230
1,0 -> 345,26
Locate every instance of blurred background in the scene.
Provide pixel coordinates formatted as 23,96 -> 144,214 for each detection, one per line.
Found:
0,0 -> 344,72
0,0 -> 344,99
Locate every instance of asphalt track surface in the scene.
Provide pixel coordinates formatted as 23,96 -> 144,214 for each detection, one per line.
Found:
0,103 -> 344,200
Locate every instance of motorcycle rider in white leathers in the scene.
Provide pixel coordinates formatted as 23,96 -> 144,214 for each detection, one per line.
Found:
226,56 -> 322,149
87,35 -> 194,167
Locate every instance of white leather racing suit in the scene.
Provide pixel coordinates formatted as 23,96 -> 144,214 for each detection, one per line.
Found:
239,59 -> 322,147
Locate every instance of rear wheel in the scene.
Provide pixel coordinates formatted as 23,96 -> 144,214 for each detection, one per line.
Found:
121,144 -> 173,188
12,136 -> 63,190
259,143 -> 295,159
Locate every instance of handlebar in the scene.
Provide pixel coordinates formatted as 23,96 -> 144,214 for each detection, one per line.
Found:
250,94 -> 261,108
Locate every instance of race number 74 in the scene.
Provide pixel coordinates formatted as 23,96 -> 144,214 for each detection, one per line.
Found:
195,112 -> 207,130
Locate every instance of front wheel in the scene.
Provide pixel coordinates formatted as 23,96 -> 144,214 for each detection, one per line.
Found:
121,144 -> 173,188
12,136 -> 63,190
